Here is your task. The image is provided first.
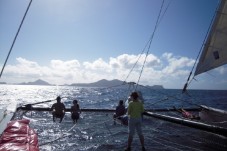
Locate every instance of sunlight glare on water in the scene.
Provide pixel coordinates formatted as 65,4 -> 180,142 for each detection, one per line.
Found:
1,85 -> 227,150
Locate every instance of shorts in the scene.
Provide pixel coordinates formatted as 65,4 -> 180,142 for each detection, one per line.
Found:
53,111 -> 64,118
71,112 -> 80,120
128,117 -> 143,136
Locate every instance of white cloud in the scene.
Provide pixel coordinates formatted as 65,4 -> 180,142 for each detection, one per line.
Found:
109,53 -> 161,69
83,58 -> 111,72
1,53 -> 199,88
6,57 -> 42,76
162,52 -> 194,76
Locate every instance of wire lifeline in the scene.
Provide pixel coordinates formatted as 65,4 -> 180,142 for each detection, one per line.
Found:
140,84 -> 202,108
135,0 -> 167,91
39,116 -> 115,147
154,137 -> 203,151
0,110 -> 8,124
39,123 -> 77,146
0,0 -> 33,79
123,0 -> 170,87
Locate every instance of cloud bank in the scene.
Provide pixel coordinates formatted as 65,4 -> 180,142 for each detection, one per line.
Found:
0,52 -> 199,89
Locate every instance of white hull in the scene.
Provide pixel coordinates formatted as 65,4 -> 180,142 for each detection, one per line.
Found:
199,105 -> 227,127
0,102 -> 17,135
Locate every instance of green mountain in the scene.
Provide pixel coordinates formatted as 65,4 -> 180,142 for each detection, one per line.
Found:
18,79 -> 51,85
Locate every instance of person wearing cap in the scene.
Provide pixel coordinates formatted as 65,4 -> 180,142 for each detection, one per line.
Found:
125,91 -> 146,151
71,99 -> 81,124
51,96 -> 66,123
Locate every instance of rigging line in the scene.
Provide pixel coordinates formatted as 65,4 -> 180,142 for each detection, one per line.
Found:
135,0 -> 165,90
0,0 -> 33,78
40,119 -> 110,147
39,122 -> 78,146
182,0 -> 222,92
154,137 -> 203,151
123,46 -> 148,83
18,99 -> 56,109
149,97 -> 169,106
138,84 -> 201,107
123,0 -> 170,84
0,110 -> 8,124
151,139 -> 184,151
159,121 -> 227,149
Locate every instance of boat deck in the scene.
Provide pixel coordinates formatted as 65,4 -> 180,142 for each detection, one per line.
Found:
13,110 -> 227,151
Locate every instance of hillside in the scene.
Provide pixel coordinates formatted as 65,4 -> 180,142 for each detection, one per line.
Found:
4,79 -> 164,89
18,79 -> 51,85
70,79 -> 124,87
71,79 -> 164,89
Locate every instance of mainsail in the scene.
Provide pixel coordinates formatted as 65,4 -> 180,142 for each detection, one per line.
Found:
194,0 -> 227,76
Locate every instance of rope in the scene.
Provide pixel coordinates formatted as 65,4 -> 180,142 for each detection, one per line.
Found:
151,138 -> 184,151
0,109 -> 8,124
139,84 -> 202,108
18,99 -> 56,109
154,137 -> 203,151
135,0 -> 165,90
39,114 -> 116,147
122,0 -> 170,90
0,0 -> 33,78
39,123 -> 77,146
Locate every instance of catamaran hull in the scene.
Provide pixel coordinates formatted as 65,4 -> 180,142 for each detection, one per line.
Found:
199,105 -> 227,127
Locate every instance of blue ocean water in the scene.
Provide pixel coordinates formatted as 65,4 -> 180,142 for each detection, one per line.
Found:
0,85 -> 227,151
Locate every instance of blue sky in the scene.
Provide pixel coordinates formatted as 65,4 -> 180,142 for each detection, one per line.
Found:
0,0 -> 226,90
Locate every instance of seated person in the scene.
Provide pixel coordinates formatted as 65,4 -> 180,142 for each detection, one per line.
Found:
71,99 -> 81,124
117,114 -> 128,126
51,96 -> 66,123
113,100 -> 126,125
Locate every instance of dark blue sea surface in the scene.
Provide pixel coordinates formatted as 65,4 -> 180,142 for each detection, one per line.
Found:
0,85 -> 227,151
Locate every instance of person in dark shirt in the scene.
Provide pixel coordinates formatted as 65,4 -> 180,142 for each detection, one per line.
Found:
51,96 -> 65,123
71,99 -> 81,124
113,100 -> 126,125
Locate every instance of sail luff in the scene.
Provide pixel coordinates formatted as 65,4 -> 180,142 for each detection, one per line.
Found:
194,0 -> 227,76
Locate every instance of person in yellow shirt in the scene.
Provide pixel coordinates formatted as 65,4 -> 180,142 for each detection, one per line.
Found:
125,91 -> 146,151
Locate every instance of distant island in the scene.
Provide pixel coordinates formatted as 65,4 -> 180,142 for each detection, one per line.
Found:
17,79 -> 52,85
0,79 -> 164,89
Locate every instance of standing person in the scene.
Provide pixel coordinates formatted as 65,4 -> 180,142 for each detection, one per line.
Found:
125,92 -> 146,151
113,100 -> 126,125
51,96 -> 65,123
71,99 -> 81,124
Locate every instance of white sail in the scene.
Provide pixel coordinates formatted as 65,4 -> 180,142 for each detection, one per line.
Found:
194,0 -> 227,76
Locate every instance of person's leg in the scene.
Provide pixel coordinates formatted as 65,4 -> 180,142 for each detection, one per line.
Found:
52,112 -> 56,122
125,118 -> 135,151
72,114 -> 75,123
59,113 -> 64,123
135,118 -> 145,150
113,114 -> 117,125
125,135 -> 133,151
139,135 -> 145,147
